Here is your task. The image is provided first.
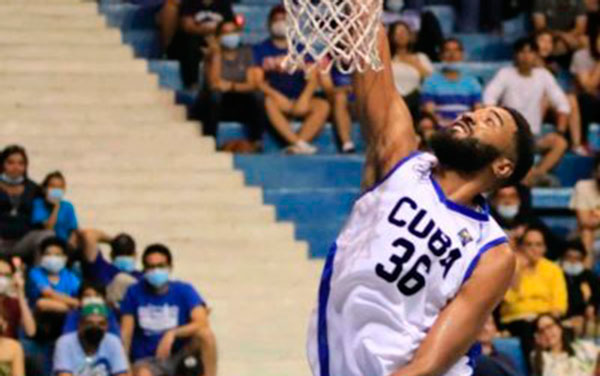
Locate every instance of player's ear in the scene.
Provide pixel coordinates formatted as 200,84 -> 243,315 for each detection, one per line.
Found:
491,157 -> 514,181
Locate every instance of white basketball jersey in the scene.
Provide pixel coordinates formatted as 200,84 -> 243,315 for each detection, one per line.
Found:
307,152 -> 508,376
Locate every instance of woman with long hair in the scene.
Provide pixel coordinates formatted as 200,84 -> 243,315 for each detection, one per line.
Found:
0,304 -> 25,376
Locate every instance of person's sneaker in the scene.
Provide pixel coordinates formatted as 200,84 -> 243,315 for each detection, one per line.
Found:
573,145 -> 590,156
286,140 -> 318,155
341,141 -> 356,154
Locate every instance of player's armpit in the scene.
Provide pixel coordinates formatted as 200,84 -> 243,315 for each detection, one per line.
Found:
389,244 -> 516,376
354,26 -> 417,185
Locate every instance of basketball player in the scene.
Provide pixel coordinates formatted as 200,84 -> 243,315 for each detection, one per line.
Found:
307,27 -> 535,376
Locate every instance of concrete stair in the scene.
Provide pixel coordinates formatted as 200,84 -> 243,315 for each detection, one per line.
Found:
0,1 -> 321,375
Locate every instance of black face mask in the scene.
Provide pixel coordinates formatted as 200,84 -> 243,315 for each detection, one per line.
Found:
429,128 -> 502,174
81,326 -> 105,348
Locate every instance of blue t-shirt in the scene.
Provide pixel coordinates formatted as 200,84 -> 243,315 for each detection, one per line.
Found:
26,267 -> 80,304
120,280 -> 205,361
62,309 -> 121,337
53,332 -> 129,376
31,198 -> 78,242
252,39 -> 306,99
82,252 -> 143,287
421,71 -> 482,124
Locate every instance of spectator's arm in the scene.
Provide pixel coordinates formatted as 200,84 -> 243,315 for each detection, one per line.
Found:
181,16 -> 217,36
81,228 -> 112,263
232,67 -> 258,92
576,63 -> 600,94
532,13 -> 547,31
482,69 -> 506,106
573,15 -> 587,37
550,267 -> 568,317
171,306 -> 217,376
206,50 -> 231,91
576,209 -> 600,229
120,314 -> 135,354
389,244 -> 516,376
14,272 -> 36,337
38,289 -> 79,310
43,202 -> 60,231
544,72 -> 570,132
354,25 -> 417,184
11,341 -> 24,376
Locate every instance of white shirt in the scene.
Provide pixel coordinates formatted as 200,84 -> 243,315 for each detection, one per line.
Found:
483,66 -> 570,136
391,53 -> 433,96
307,152 -> 507,376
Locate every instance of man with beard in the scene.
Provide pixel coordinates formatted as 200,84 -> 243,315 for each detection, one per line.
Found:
306,26 -> 535,376
53,301 -> 130,376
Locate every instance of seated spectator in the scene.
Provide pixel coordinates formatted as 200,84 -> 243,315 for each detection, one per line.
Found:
80,229 -> 141,310
500,225 -> 568,364
532,314 -> 600,376
53,301 -> 130,376
194,20 -> 266,149
474,316 -> 520,376
569,153 -> 600,260
320,69 -> 356,153
421,38 -> 482,127
0,306 -> 24,376
533,0 -> 587,53
31,171 -> 79,247
121,244 -> 216,376
484,38 -> 571,186
415,112 -> 437,148
560,241 -> 600,336
62,281 -> 120,336
388,20 -> 433,120
571,26 -> 600,144
251,5 -> 330,154
27,237 -> 80,342
0,257 -> 35,339
170,0 -> 234,88
0,145 -> 51,264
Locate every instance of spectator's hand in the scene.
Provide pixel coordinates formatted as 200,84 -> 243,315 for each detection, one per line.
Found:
586,305 -> 595,321
216,80 -> 233,92
12,270 -> 24,293
156,330 -> 176,360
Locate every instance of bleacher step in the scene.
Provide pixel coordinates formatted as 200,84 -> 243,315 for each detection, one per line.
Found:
0,30 -> 122,45
0,45 -> 133,60
0,59 -> 147,73
2,15 -> 106,29
0,73 -> 158,90
2,105 -> 186,122
0,4 -> 99,16
0,89 -> 174,105
0,122 -> 201,137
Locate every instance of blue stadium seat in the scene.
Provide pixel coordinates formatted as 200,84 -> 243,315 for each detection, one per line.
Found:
492,338 -> 528,376
423,5 -> 455,35
455,34 -> 514,61
148,60 -> 184,91
122,30 -> 161,58
101,3 -> 159,31
531,188 -> 572,209
432,62 -> 509,85
233,4 -> 270,34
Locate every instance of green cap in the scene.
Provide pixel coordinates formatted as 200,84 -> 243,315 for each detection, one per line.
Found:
81,303 -> 109,318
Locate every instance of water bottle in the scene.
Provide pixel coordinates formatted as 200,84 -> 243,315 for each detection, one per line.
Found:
589,123 -> 600,152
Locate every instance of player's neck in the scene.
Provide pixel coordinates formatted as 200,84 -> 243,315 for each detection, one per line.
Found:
433,167 -> 488,208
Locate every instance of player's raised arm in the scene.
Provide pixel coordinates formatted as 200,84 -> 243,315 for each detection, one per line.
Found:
389,244 -> 516,376
354,25 -> 418,187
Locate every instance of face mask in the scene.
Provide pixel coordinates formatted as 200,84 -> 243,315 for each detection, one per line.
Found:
270,20 -> 287,39
496,204 -> 519,220
144,268 -> 170,288
47,188 -> 64,201
562,261 -> 584,276
220,33 -> 241,49
81,326 -> 105,348
0,173 -> 24,186
40,255 -> 66,274
387,0 -> 404,12
81,296 -> 105,307
0,276 -> 11,295
113,256 -> 136,273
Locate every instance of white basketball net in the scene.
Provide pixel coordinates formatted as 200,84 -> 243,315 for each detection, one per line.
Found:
283,0 -> 384,74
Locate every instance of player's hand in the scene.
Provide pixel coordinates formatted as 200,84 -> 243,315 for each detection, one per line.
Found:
156,330 -> 176,360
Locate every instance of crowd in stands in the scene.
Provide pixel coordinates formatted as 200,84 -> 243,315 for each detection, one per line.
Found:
0,145 -> 217,376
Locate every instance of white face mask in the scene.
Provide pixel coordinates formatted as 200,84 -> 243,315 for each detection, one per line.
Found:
496,204 -> 519,220
270,20 -> 287,38
387,0 -> 404,12
562,261 -> 584,276
0,276 -> 11,295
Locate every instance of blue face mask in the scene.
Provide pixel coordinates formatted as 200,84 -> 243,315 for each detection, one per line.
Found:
145,268 -> 170,288
113,256 -> 136,273
220,33 -> 241,49
47,188 -> 64,202
41,255 -> 66,274
0,173 -> 24,186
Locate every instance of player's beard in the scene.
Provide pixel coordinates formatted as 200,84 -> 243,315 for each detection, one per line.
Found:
428,128 -> 501,174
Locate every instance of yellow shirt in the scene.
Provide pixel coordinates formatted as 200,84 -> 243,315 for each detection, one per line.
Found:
501,258 -> 568,323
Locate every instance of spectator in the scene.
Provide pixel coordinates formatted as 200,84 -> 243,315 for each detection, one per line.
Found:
571,26 -> 600,143
535,29 -> 562,74
0,306 -> 25,376
474,316 -> 520,376
570,153 -> 600,260
560,241 -> 600,336
320,69 -> 356,153
533,0 -> 587,52
194,20 -> 266,149
62,281 -> 120,336
0,145 -> 51,264
251,5 -> 330,154
421,38 -> 483,127
80,229 -> 141,310
120,244 -> 216,376
415,112 -> 437,147
31,171 -> 79,247
532,314 -> 600,376
173,0 -> 234,87
500,225 -> 568,364
0,257 -> 35,339
53,301 -> 130,376
388,20 -> 433,120
484,38 -> 571,186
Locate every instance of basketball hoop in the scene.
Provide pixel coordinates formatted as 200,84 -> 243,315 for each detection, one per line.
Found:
283,0 -> 384,74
